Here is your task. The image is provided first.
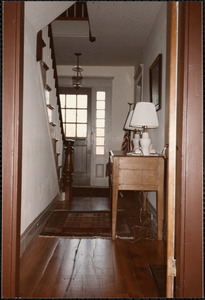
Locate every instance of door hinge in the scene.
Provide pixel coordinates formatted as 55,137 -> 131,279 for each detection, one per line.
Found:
167,257 -> 176,277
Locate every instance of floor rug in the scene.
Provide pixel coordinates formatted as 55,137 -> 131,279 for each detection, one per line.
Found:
148,264 -> 166,297
40,211 -> 132,238
72,187 -> 109,197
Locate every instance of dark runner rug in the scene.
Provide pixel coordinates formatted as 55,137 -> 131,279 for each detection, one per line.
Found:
40,210 -> 132,238
72,187 -> 109,197
148,264 -> 166,297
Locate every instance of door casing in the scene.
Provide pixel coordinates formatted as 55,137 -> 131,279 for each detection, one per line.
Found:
2,2 -> 203,297
59,87 -> 92,186
2,2 -> 24,297
175,2 -> 203,297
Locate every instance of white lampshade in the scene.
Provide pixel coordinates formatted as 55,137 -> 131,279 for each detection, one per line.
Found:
130,102 -> 159,129
124,110 -> 135,130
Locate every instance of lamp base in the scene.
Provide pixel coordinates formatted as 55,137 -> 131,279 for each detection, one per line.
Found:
132,133 -> 140,152
140,132 -> 151,156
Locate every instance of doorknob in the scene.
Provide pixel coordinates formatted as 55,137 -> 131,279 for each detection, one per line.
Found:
162,144 -> 169,158
87,149 -> 92,154
162,144 -> 178,159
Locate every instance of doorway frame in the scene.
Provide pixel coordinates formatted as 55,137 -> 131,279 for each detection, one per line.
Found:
2,2 -> 203,298
2,1 -> 24,297
59,87 -> 92,186
175,1 -> 203,297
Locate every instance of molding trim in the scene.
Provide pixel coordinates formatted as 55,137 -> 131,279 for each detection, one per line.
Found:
20,194 -> 59,256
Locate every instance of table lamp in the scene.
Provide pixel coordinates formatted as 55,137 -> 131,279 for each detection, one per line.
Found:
130,102 -> 159,155
124,110 -> 140,151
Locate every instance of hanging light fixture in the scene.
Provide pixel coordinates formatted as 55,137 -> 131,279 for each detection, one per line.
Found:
72,53 -> 83,89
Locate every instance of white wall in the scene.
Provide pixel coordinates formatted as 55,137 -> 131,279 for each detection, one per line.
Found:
57,66 -> 135,150
141,3 -> 167,208
21,17 -> 59,235
25,1 -> 75,33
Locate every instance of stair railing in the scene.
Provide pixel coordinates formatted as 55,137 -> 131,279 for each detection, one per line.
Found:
36,25 -> 73,197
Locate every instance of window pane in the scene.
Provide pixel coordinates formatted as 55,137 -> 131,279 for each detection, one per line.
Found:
96,146 -> 104,155
77,95 -> 87,108
66,94 -> 76,108
96,101 -> 105,109
61,108 -> 66,122
96,110 -> 105,119
60,94 -> 65,107
97,91 -> 105,100
77,124 -> 87,137
66,124 -> 75,137
96,137 -> 104,146
96,119 -> 105,127
66,109 -> 76,122
77,110 -> 87,123
96,128 -> 105,137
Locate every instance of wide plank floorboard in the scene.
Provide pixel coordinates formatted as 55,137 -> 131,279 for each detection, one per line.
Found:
20,190 -> 166,298
20,237 -> 165,298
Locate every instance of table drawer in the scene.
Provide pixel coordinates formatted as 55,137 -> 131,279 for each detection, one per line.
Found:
119,169 -> 142,185
119,169 -> 158,187
119,157 -> 159,171
119,157 -> 144,170
142,169 -> 159,186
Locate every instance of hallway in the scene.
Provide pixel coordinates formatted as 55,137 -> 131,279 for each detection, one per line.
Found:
19,190 -> 166,298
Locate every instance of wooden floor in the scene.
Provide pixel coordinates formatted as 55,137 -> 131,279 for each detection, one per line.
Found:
19,190 -> 166,298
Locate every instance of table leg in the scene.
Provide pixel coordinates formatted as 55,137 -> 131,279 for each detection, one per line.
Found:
112,186 -> 118,240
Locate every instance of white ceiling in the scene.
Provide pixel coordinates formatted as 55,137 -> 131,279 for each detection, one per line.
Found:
52,1 -> 163,66
26,1 -> 164,67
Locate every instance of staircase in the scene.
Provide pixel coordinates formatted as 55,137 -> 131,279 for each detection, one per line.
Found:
36,25 -> 73,198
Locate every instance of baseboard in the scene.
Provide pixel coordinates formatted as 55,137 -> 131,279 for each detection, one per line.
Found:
20,194 -> 60,257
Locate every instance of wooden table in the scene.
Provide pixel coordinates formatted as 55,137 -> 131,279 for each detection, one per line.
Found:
109,151 -> 165,240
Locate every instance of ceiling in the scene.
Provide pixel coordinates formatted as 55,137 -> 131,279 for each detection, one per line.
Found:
26,1 -> 163,67
51,1 -> 163,67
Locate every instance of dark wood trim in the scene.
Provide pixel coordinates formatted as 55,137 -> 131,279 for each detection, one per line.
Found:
36,30 -> 46,61
56,17 -> 89,21
52,138 -> 59,143
175,2 -> 203,297
49,122 -> 57,127
45,83 -> 52,91
47,104 -> 55,110
55,2 -> 88,20
41,61 -> 49,71
2,2 -> 24,297
20,194 -> 59,257
48,24 -> 65,142
175,3 -> 186,296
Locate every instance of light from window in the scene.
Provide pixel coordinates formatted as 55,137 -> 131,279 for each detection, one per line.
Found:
96,91 -> 106,155
60,93 -> 88,138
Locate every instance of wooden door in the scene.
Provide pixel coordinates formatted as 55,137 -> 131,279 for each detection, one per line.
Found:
59,88 -> 92,186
